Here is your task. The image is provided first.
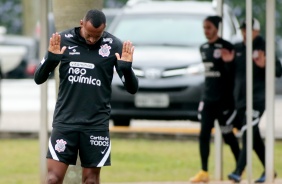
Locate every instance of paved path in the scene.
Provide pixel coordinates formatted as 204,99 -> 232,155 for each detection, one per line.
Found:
105,180 -> 282,184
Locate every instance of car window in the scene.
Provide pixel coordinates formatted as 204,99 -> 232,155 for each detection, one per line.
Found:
112,14 -> 207,47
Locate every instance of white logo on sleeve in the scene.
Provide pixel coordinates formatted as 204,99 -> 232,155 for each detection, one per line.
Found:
65,34 -> 73,38
40,57 -> 46,64
202,44 -> 209,49
103,38 -> 113,44
201,52 -> 207,60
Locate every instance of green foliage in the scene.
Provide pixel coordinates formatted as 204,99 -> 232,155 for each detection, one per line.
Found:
0,0 -> 23,34
0,139 -> 39,184
224,0 -> 282,39
1,0 -> 282,38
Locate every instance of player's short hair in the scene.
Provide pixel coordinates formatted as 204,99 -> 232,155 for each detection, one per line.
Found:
84,9 -> 106,28
205,15 -> 222,29
239,18 -> 260,31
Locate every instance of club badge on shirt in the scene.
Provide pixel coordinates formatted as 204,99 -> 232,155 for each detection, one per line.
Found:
99,44 -> 111,57
253,50 -> 259,59
213,49 -> 221,59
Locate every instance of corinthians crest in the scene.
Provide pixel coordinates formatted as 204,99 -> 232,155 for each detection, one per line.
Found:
99,44 -> 111,57
55,139 -> 67,153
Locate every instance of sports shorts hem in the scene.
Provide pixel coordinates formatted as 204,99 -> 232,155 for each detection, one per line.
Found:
81,163 -> 111,168
46,156 -> 76,166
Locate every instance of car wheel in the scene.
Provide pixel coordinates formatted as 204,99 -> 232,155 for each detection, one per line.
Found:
112,118 -> 130,126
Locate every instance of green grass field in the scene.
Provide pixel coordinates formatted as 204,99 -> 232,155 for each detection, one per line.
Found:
0,138 -> 281,183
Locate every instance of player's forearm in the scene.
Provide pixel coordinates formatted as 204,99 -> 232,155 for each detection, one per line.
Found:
34,52 -> 62,84
224,62 -> 235,75
117,60 -> 139,94
275,58 -> 282,78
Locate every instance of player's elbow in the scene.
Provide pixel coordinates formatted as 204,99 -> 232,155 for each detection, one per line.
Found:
127,89 -> 138,94
34,78 -> 45,85
126,86 -> 138,94
276,71 -> 282,78
126,82 -> 139,94
34,73 -> 48,85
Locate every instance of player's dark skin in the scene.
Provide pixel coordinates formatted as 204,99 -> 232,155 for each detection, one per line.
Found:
46,19 -> 134,184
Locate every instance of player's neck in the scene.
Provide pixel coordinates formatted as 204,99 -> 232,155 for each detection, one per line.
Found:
208,35 -> 219,43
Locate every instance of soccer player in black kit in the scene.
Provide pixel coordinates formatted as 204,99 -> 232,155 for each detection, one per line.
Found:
34,10 -> 138,184
221,18 -> 282,183
190,15 -> 240,183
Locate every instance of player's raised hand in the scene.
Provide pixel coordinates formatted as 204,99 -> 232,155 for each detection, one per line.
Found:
253,50 -> 266,68
221,48 -> 235,62
115,41 -> 134,62
48,32 -> 66,54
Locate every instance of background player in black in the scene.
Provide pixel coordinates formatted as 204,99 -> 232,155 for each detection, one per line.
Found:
34,10 -> 138,184
190,15 -> 240,183
222,18 -> 282,183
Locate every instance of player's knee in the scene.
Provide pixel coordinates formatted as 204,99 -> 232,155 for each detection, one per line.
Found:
82,169 -> 100,184
83,178 -> 97,184
46,172 -> 63,184
83,176 -> 100,184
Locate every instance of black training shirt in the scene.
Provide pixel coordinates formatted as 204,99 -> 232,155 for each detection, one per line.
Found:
34,27 -> 139,131
233,35 -> 282,109
199,38 -> 234,106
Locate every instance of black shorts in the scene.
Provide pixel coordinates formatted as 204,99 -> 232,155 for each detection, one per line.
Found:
198,100 -> 237,134
234,105 -> 265,132
47,128 -> 111,168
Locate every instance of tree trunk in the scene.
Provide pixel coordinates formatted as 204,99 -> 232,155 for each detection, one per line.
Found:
22,0 -> 40,36
51,1 -> 103,183
52,0 -> 104,32
52,0 -> 103,97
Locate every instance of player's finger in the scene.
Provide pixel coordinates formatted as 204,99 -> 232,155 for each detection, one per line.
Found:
131,45 -> 135,55
50,34 -> 56,47
127,41 -> 133,54
115,53 -> 121,60
57,34 -> 60,45
53,33 -> 56,45
55,33 -> 60,45
49,37 -> 53,47
122,41 -> 127,54
124,41 -> 129,53
61,46 -> 67,54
